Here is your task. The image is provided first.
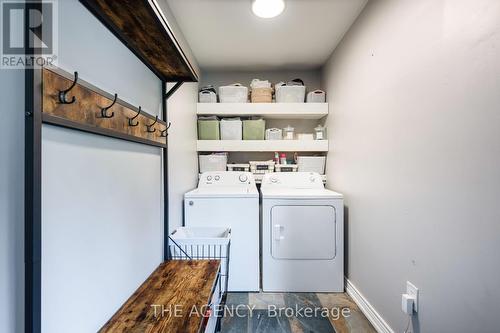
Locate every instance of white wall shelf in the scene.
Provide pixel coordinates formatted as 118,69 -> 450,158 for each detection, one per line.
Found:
197,140 -> 328,152
197,103 -> 328,119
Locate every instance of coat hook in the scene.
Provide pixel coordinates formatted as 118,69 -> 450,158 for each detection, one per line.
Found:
100,93 -> 117,119
128,106 -> 141,127
161,122 -> 171,137
58,71 -> 78,104
146,116 -> 158,133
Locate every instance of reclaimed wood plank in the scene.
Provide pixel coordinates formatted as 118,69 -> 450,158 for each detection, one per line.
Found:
99,260 -> 220,333
42,67 -> 168,147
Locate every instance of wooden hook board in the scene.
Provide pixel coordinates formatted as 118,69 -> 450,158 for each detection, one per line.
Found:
42,67 -> 168,148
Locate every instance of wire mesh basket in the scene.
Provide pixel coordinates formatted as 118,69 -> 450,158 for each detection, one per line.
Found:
168,227 -> 231,298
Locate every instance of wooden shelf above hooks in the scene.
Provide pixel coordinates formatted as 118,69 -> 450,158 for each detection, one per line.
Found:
42,66 -> 168,148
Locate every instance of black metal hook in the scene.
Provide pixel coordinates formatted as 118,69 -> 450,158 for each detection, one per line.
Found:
160,122 -> 171,137
58,71 -> 78,104
146,116 -> 158,133
128,106 -> 141,127
100,93 -> 117,119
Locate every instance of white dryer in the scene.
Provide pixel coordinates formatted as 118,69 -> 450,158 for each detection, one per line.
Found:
184,171 -> 259,292
261,172 -> 344,292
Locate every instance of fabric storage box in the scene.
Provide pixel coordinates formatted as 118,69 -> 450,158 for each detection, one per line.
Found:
198,117 -> 220,140
250,161 -> 275,174
199,154 -> 227,173
220,118 -> 242,140
251,87 -> 273,103
219,84 -> 248,103
306,90 -> 326,103
199,90 -> 217,103
243,119 -> 265,140
297,156 -> 326,174
276,85 -> 306,103
227,163 -> 250,172
275,164 -> 298,172
265,128 -> 282,140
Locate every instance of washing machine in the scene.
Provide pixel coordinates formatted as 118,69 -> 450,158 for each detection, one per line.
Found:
261,172 -> 344,292
184,171 -> 259,292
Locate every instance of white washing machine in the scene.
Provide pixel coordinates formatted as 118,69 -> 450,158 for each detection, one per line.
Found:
261,172 -> 344,292
184,171 -> 259,292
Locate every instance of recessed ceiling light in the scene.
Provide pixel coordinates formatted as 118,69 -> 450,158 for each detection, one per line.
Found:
252,0 -> 285,19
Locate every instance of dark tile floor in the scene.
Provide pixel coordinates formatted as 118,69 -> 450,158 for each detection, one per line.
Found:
220,292 -> 376,333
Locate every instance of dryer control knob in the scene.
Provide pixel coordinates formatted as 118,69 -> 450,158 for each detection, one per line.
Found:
270,177 -> 278,183
239,174 -> 248,182
310,176 -> 316,182
207,176 -> 213,181
215,175 -> 220,181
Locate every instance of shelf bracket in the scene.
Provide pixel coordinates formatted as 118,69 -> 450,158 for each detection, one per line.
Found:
165,81 -> 184,101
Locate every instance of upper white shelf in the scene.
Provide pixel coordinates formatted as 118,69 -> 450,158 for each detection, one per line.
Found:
197,103 -> 328,119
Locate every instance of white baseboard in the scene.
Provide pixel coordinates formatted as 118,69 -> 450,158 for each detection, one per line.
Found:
345,278 -> 394,333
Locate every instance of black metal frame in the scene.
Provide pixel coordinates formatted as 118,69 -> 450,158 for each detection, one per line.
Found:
24,3 -> 190,332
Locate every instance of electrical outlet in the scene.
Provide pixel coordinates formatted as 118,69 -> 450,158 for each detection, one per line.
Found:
406,281 -> 419,312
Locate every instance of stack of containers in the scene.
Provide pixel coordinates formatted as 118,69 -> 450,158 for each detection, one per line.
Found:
250,79 -> 272,103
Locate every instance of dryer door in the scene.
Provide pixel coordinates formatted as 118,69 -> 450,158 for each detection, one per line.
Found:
271,205 -> 336,260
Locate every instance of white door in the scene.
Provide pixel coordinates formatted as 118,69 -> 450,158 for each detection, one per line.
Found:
271,205 -> 336,260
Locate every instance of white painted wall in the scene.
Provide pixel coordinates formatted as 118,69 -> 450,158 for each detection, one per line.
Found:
167,82 -> 199,230
322,0 -> 500,332
40,0 -> 163,332
0,70 -> 24,333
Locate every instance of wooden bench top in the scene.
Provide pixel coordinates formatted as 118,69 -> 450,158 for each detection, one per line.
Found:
99,260 -> 220,333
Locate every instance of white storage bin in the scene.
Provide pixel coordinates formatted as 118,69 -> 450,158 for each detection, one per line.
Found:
220,118 -> 242,140
265,128 -> 282,140
276,85 -> 306,103
219,84 -> 248,103
227,164 -> 250,172
275,164 -> 298,172
306,90 -> 326,103
249,161 -> 275,174
199,154 -> 227,173
199,90 -> 217,103
297,156 -> 326,174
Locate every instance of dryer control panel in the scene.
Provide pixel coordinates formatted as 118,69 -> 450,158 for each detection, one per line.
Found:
261,172 -> 324,189
199,171 -> 256,188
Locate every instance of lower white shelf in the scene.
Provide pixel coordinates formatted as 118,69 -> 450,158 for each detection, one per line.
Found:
197,140 -> 328,152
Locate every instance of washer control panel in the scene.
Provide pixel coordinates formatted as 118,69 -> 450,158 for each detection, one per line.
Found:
199,171 -> 255,187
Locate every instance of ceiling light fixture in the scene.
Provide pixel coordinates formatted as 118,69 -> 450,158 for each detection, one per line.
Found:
252,0 -> 285,19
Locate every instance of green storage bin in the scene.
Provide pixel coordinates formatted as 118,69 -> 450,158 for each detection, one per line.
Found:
198,118 -> 220,140
243,119 -> 266,140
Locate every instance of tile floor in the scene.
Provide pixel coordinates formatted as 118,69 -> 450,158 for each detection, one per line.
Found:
220,292 -> 376,333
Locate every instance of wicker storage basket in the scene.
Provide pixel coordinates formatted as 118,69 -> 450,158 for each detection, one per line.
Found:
251,87 -> 273,103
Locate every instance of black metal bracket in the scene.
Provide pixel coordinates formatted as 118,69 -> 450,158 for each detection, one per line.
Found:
146,115 -> 158,133
58,71 -> 78,104
128,106 -> 141,127
165,81 -> 184,100
100,93 -> 117,118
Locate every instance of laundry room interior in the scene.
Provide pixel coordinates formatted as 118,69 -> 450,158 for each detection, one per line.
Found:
1,0 -> 500,333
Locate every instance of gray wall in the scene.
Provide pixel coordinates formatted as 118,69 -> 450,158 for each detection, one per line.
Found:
0,70 -> 24,333
322,0 -> 500,332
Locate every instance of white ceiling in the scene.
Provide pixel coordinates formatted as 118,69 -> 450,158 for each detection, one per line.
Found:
166,0 -> 368,71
